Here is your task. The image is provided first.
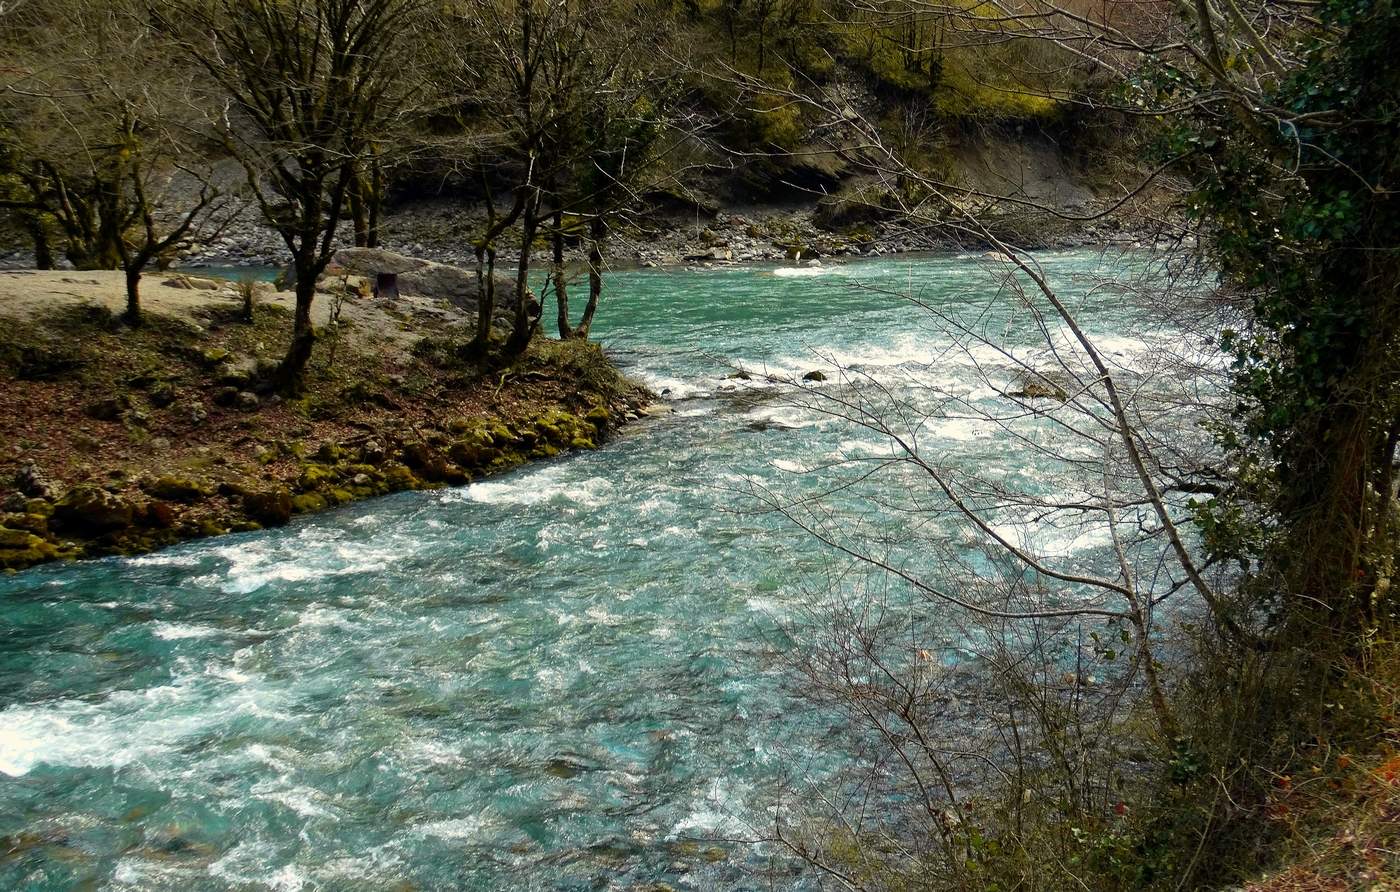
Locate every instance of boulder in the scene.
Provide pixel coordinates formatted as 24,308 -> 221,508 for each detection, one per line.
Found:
802,370 -> 828,382
0,527 -> 60,569
163,275 -> 222,291
144,475 -> 214,502
243,488 -> 293,526
15,464 -> 61,500
1010,381 -> 1068,401
84,396 -> 131,422
302,248 -> 524,316
55,485 -> 134,533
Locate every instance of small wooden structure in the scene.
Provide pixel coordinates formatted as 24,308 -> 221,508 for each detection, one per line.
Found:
373,272 -> 399,300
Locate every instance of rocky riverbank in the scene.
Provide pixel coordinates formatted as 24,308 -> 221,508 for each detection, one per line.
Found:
0,267 -> 651,572
0,196 -> 1170,274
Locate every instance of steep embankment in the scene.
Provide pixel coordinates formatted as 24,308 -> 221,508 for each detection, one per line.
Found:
0,262 -> 650,572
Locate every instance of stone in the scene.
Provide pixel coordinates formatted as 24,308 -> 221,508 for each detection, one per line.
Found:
163,275 -> 222,291
0,528 -> 60,569
0,512 -> 47,535
802,370 -> 828,382
181,401 -> 209,426
244,487 -> 293,526
298,464 -> 337,489
1009,379 -> 1068,401
144,476 -> 214,502
215,356 -> 259,388
400,442 -> 450,480
149,381 -> 178,408
290,492 -> 327,514
54,484 -> 134,533
212,387 -> 241,408
15,464 -> 60,500
359,440 -> 387,464
320,247 -> 524,316
234,391 -> 260,411
84,396 -> 130,421
315,442 -> 342,463
143,500 -> 177,528
382,464 -> 420,491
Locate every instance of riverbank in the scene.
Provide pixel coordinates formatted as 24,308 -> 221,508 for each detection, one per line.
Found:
0,269 -> 650,572
0,195 -> 1175,274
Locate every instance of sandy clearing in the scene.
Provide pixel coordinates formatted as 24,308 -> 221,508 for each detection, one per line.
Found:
0,269 -> 472,352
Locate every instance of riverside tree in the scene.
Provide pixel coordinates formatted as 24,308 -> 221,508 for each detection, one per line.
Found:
0,0 -> 226,322
164,0 -> 430,391
442,0 -> 692,356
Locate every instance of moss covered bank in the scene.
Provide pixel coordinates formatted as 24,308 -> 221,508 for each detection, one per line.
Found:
0,270 -> 651,572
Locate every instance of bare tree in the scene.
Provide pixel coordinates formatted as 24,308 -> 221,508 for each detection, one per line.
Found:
164,0 -> 430,390
0,0 -> 231,322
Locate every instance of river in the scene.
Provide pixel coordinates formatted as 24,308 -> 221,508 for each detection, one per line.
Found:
0,250 -> 1198,889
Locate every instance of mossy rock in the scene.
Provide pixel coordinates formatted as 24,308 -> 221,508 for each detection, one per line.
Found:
290,492 -> 328,514
488,451 -> 526,471
487,422 -> 514,443
24,499 -> 54,518
448,438 -> 495,467
327,488 -> 354,505
315,442 -> 342,463
382,464 -> 421,492
298,463 -> 338,490
144,475 -> 214,502
54,485 -> 135,533
585,405 -> 610,430
569,436 -> 597,450
1009,380 -> 1068,401
243,488 -> 293,527
1,512 -> 48,535
0,527 -> 61,569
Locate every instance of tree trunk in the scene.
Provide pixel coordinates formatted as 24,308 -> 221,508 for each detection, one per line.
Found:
273,274 -> 318,392
505,199 -> 540,356
575,216 -> 607,340
366,161 -> 384,249
25,215 -> 54,270
470,245 -> 496,357
553,205 -> 572,339
124,267 -> 143,326
348,172 -> 370,248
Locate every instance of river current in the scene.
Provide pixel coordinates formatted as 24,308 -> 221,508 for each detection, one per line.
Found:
0,250 -> 1195,889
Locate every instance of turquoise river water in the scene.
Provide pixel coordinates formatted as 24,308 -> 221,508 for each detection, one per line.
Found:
0,251 -> 1198,890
